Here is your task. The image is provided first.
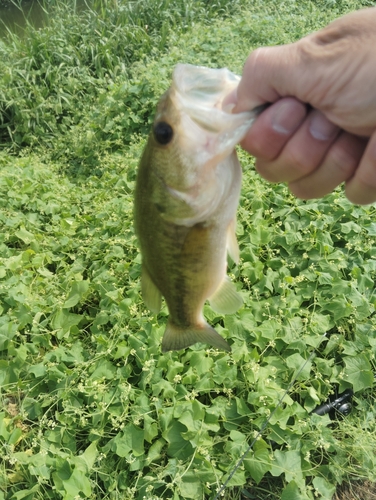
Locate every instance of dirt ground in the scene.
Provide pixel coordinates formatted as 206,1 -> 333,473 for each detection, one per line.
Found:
242,479 -> 376,499
335,481 -> 376,500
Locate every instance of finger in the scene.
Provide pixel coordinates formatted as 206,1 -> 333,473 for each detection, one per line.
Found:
288,132 -> 368,199
345,130 -> 376,204
233,45 -> 303,112
255,109 -> 340,183
240,98 -> 307,160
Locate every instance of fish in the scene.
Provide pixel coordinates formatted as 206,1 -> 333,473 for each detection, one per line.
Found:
134,64 -> 263,352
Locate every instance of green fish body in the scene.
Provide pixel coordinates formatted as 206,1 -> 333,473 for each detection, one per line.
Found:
134,64 -> 257,352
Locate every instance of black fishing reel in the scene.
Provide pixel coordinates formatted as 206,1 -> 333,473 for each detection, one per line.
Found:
312,388 -> 354,418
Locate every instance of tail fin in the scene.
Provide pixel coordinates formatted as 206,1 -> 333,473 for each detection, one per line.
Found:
161,320 -> 231,352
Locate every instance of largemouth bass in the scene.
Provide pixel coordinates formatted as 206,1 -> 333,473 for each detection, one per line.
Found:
134,64 -> 261,352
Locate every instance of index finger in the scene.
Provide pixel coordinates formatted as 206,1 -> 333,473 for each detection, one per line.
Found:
233,45 -> 302,113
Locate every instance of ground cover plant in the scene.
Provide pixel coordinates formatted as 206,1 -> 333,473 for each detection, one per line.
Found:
0,0 -> 376,499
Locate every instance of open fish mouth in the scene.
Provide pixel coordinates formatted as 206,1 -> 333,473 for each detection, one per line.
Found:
171,64 -> 264,155
173,64 -> 240,111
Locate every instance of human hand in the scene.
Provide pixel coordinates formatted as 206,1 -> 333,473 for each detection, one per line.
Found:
227,8 -> 376,204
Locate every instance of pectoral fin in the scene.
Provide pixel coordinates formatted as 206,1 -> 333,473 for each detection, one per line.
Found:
141,265 -> 162,313
227,218 -> 239,264
161,320 -> 231,352
208,276 -> 243,315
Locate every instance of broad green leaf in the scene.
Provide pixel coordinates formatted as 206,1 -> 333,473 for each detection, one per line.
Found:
224,310 -> 256,338
63,280 -> 90,308
15,226 -> 34,244
0,322 -> 18,350
144,415 -> 159,443
53,459 -> 72,484
313,476 -> 336,499
212,357 -> 237,385
249,223 -> 272,246
64,467 -> 91,497
50,309 -> 83,337
89,360 -> 116,380
29,363 -> 47,378
235,397 -> 251,416
231,340 -> 253,362
162,421 -> 194,460
222,467 -> 246,486
322,299 -> 352,321
255,319 -> 280,340
343,355 -> 374,392
8,427 -> 23,445
309,313 -> 331,334
8,485 -> 39,500
112,433 -> 131,458
317,272 -> 333,285
244,448 -> 272,483
166,360 -> 185,382
152,378 -> 176,399
127,424 -> 144,457
229,430 -> 246,444
146,438 -> 165,463
340,221 -> 361,234
178,472 -> 204,499
286,353 -> 312,380
4,253 -> 23,271
80,442 -> 98,471
271,450 -> 303,484
366,222 -> 376,235
29,464 -> 50,480
241,260 -> 264,284
281,480 -> 311,500
113,424 -> 144,457
189,351 -> 213,375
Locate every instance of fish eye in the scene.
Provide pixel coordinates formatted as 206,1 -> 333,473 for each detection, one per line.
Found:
153,122 -> 173,145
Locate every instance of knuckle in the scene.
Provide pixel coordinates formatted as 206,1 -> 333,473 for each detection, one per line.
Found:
243,47 -> 277,86
244,47 -> 269,74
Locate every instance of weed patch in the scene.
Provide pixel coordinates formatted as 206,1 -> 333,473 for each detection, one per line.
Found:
0,1 -> 375,499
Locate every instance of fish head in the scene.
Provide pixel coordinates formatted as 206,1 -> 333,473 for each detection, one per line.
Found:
143,64 -> 257,224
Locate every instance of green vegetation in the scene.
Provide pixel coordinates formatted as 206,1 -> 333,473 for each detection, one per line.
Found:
1,0 -> 376,499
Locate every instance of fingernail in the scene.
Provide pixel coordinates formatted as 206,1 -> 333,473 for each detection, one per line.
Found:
272,101 -> 304,135
309,112 -> 339,140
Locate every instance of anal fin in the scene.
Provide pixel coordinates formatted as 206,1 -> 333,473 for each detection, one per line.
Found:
161,320 -> 230,352
141,264 -> 162,313
208,276 -> 243,315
